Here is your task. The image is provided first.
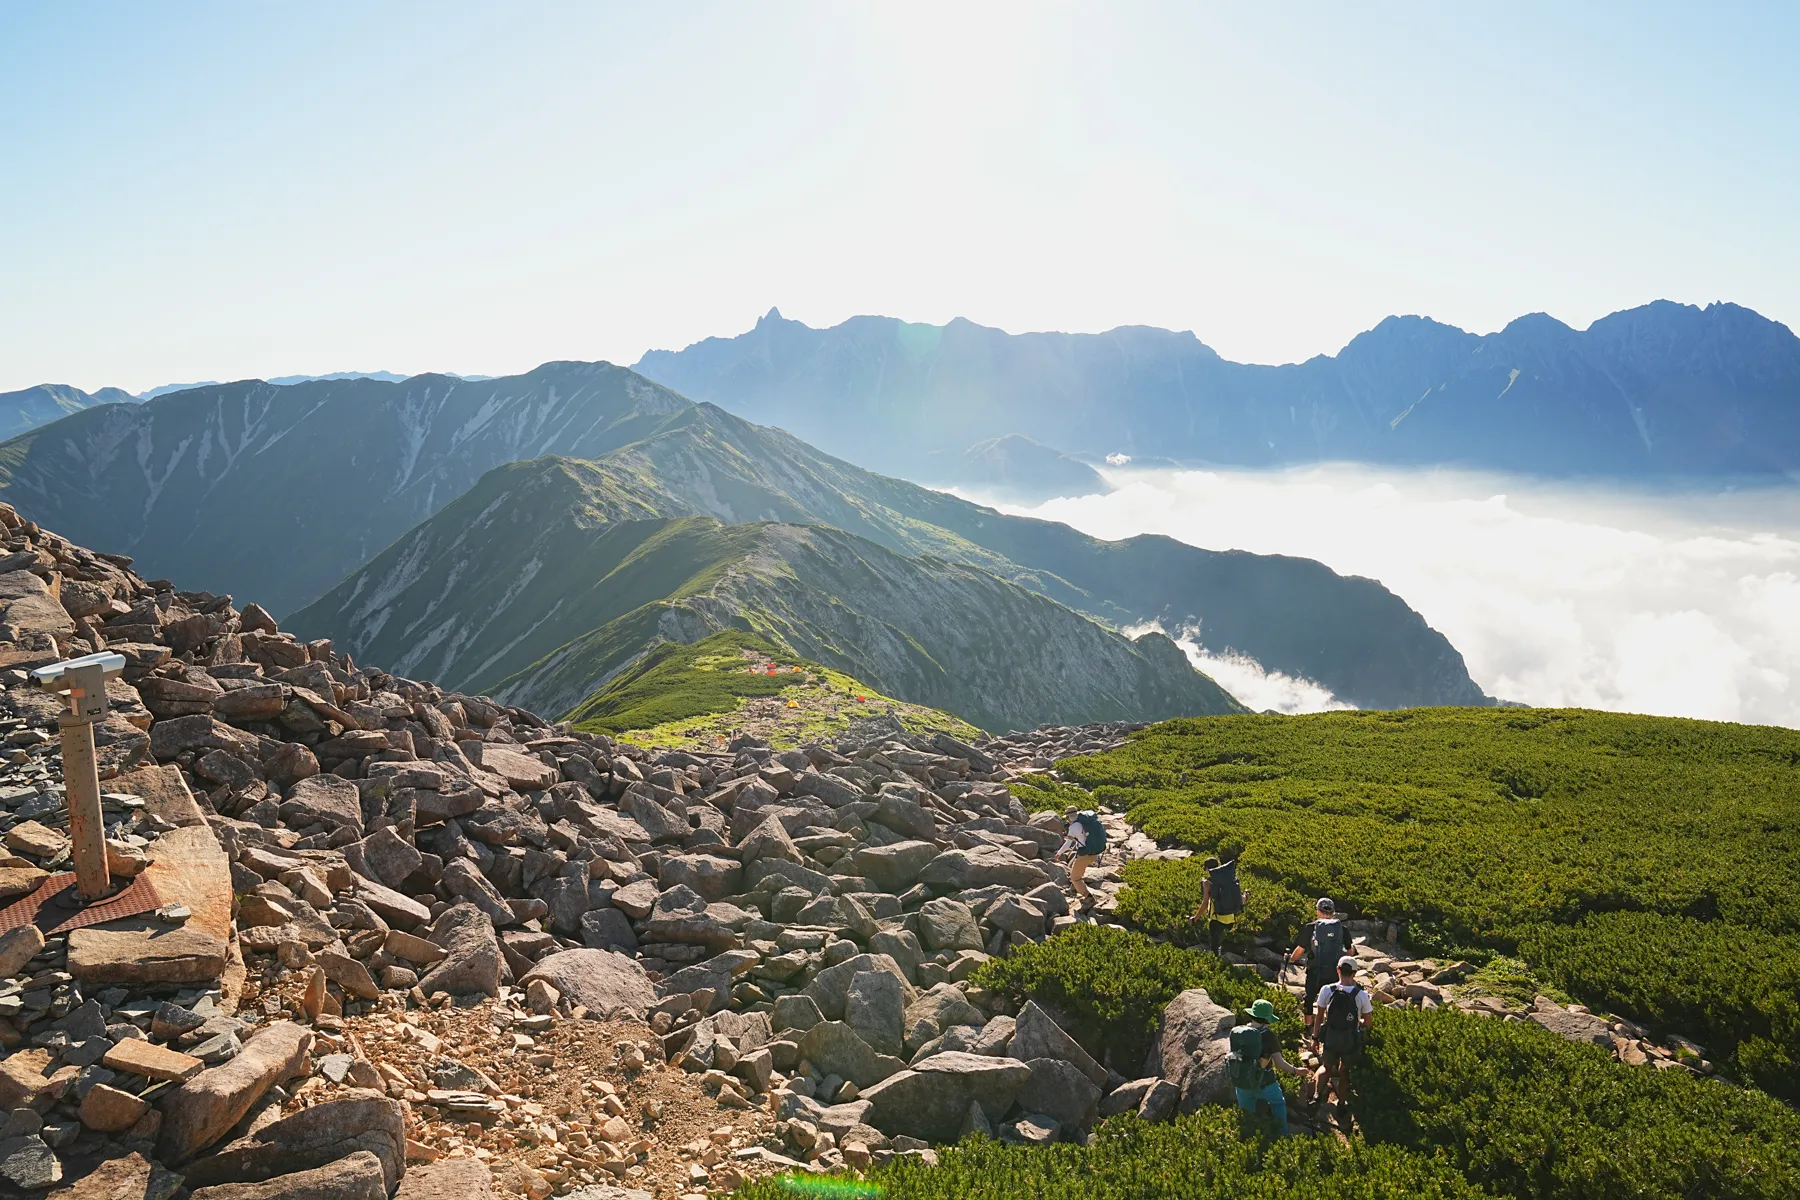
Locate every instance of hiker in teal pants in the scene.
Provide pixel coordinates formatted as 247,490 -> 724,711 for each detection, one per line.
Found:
1228,998 -> 1301,1135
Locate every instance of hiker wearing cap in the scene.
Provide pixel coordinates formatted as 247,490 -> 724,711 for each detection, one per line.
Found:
1056,807 -> 1108,910
1226,998 -> 1301,1136
1285,898 -> 1349,1020
1310,954 -> 1374,1113
1189,855 -> 1247,955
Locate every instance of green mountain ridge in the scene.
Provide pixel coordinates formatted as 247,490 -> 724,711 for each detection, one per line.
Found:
0,383 -> 136,442
290,454 -> 1244,731
563,627 -> 984,748
2,360 -> 1486,710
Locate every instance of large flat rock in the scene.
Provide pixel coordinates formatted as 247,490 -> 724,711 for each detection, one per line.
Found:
68,825 -> 231,987
110,763 -> 207,829
521,949 -> 656,1018
859,1051 -> 1032,1143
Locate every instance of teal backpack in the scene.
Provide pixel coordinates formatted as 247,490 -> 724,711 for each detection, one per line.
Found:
1227,1023 -> 1273,1088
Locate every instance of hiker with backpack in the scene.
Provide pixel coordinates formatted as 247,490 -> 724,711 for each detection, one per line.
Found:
1285,897 -> 1349,1020
1310,954 -> 1374,1113
1228,998 -> 1302,1136
1056,807 -> 1109,910
1189,855 -> 1246,954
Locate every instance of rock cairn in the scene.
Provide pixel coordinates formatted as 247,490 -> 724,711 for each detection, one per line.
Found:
0,501 -> 1174,1196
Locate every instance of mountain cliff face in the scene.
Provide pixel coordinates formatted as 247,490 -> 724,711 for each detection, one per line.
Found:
1,363 -> 1487,710
926,434 -> 1110,503
287,456 -> 1244,732
633,301 -> 1800,479
0,364 -> 685,614
0,383 -> 135,442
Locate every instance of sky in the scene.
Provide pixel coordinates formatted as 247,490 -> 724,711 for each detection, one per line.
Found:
995,468 -> 1800,727
3,3 -> 1798,393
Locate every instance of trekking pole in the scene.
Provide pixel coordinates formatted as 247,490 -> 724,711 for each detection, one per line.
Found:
31,652 -> 127,902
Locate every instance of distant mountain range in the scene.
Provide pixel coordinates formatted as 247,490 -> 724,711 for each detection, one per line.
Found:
0,362 -> 1488,724
0,383 -> 137,442
136,371 -> 493,400
634,301 -> 1800,481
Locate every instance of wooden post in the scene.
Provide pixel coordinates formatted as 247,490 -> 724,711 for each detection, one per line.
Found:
31,652 -> 127,903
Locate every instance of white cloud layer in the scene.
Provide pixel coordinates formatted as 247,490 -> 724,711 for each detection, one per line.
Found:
1123,620 -> 1353,715
991,467 -> 1800,728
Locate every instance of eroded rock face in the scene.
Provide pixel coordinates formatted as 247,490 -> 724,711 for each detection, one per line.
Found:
187,1150 -> 388,1200
418,903 -> 502,998
394,1158 -> 495,1200
181,1092 -> 406,1193
159,1022 -> 314,1162
522,949 -> 656,1018
859,1052 -> 1033,1143
1142,988 -> 1234,1089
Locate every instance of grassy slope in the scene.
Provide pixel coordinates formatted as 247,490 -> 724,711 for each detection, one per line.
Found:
606,404 -> 1488,709
566,628 -> 980,749
1053,707 -> 1800,1100
868,925 -> 1800,1200
482,516 -> 1244,733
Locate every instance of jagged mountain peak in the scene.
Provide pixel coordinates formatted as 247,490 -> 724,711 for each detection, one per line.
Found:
635,300 -> 1800,478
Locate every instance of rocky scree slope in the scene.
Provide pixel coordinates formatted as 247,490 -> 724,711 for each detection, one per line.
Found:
0,501 -> 1225,1195
637,300 -> 1800,479
286,456 -> 1243,733
0,506 -> 1754,1198
1,365 -> 1486,711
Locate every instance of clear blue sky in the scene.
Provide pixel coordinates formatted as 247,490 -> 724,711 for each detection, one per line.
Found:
3,2 -> 1795,393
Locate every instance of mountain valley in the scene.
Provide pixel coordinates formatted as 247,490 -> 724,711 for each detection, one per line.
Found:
0,365 -> 1488,729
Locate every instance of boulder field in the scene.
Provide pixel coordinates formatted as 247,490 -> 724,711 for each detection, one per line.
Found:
0,502 -> 1711,1197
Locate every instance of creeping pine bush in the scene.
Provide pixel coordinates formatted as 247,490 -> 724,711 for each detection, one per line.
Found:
1357,1007 -> 1800,1200
970,924 -> 1300,1068
1061,708 -> 1800,1098
1519,911 -> 1800,1096
1006,774 -> 1095,813
732,1110 -> 1494,1200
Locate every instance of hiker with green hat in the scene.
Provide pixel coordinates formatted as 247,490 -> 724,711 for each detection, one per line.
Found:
1227,997 -> 1301,1136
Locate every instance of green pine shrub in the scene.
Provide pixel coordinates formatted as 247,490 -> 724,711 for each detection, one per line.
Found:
1518,911 -> 1800,1097
1357,1006 -> 1800,1200
1056,708 -> 1800,1098
970,924 -> 1300,1068
731,1109 -> 1495,1199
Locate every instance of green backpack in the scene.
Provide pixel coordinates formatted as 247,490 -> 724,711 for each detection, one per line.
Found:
1227,1023 -> 1273,1089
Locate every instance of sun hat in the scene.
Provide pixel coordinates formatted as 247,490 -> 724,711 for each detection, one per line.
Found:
1247,998 -> 1279,1022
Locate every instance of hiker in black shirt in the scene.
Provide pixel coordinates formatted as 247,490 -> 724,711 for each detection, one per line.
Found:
1285,897 -> 1348,1018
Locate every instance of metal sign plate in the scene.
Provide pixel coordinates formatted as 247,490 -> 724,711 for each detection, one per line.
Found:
0,872 -> 162,935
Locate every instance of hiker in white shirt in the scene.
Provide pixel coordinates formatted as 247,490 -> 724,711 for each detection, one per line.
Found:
1309,955 -> 1374,1113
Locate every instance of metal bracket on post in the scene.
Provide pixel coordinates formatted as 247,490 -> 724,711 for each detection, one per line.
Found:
30,651 -> 126,904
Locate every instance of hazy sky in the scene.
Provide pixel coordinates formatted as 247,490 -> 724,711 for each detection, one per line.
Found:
4,3 -> 1795,393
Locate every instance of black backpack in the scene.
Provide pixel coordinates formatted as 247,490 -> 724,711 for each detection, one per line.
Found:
1310,918 -> 1347,969
1074,811 -> 1107,856
1322,983 -> 1365,1051
1208,859 -> 1243,916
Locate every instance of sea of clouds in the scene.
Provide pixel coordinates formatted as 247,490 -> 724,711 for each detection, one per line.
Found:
980,466 -> 1800,728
